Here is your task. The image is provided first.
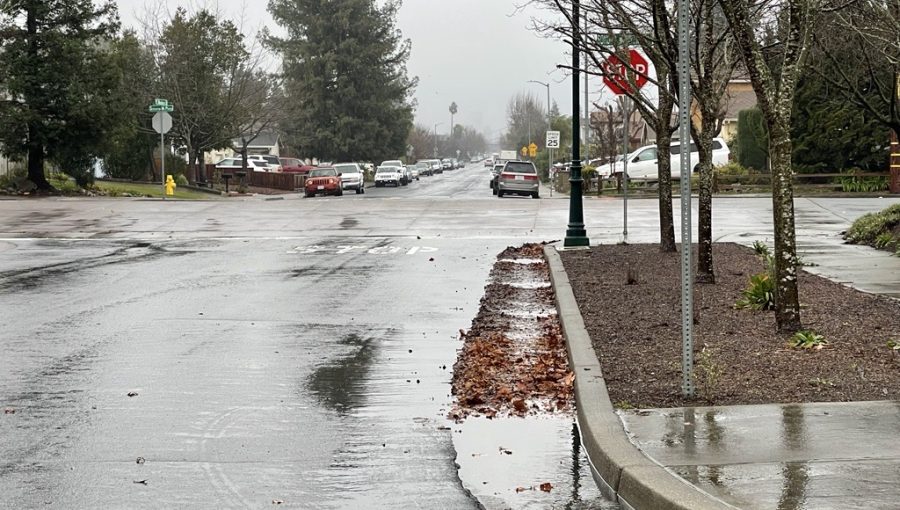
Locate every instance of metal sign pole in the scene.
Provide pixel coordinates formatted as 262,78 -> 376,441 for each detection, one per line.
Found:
161,131 -> 166,200
677,0 -> 695,398
622,97 -> 629,238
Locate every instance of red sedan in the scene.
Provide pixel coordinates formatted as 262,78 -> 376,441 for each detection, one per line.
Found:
304,167 -> 343,197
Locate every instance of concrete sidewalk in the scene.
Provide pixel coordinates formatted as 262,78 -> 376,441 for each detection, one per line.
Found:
619,401 -> 900,510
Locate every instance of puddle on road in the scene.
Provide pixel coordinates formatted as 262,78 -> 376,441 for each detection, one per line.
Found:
307,334 -> 377,414
453,416 -> 615,510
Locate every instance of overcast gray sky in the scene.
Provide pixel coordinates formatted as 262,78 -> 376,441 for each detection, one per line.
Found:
114,0 -> 617,143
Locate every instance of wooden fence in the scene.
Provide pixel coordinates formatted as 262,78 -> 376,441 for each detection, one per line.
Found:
203,164 -> 306,191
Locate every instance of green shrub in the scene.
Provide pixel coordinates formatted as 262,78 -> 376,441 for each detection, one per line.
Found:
716,162 -> 750,176
844,204 -> 900,245
790,330 -> 828,349
175,174 -> 189,187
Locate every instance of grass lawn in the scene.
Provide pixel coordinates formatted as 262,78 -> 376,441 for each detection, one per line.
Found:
94,180 -> 218,200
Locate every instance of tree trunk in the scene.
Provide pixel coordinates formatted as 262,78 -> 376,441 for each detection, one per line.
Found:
27,137 -> 51,190
695,112 -> 716,283
769,124 -> 802,332
656,73 -> 676,253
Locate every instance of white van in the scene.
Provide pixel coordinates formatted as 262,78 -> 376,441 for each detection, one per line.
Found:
596,137 -> 730,180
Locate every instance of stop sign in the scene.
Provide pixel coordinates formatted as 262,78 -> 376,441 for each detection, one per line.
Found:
601,50 -> 649,95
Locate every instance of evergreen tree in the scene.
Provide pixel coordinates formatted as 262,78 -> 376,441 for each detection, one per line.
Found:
736,108 -> 768,172
0,0 -> 119,189
267,0 -> 416,162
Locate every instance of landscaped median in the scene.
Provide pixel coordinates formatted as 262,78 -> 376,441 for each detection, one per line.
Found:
544,245 -> 735,510
544,240 -> 900,509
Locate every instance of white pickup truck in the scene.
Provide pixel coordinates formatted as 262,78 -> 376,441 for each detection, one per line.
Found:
596,137 -> 731,180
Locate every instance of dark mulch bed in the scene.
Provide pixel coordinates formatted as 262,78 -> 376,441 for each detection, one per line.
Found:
560,243 -> 900,408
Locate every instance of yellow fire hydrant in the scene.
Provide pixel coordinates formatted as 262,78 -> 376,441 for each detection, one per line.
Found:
165,175 -> 176,196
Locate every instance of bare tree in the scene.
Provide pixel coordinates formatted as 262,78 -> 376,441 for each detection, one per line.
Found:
689,0 -> 739,283
718,0 -> 824,332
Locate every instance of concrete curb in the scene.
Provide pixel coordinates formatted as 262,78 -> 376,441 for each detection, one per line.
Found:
543,245 -> 737,510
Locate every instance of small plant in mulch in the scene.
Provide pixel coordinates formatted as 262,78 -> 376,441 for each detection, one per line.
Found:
736,240 -> 777,311
887,339 -> 900,355
735,273 -> 776,310
790,330 -> 828,350
751,240 -> 770,257
693,345 -> 723,402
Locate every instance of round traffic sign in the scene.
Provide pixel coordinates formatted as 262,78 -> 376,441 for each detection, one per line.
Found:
601,50 -> 649,95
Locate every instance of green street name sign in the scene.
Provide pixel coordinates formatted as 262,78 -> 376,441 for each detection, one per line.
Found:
149,98 -> 174,113
595,33 -> 639,48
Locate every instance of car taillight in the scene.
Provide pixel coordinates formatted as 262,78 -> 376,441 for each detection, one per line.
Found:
501,173 -> 514,179
523,175 -> 537,180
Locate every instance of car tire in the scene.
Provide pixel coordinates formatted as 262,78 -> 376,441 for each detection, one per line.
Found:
355,186 -> 363,194
305,191 -> 314,198
532,192 -> 540,199
337,188 -> 343,196
497,190 -> 504,198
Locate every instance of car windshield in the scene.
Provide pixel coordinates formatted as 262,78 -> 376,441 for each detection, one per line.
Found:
505,162 -> 536,174
334,164 -> 358,173
377,166 -> 399,173
309,168 -> 336,177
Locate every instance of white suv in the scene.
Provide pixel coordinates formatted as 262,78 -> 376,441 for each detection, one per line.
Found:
597,137 -> 730,180
333,162 -> 365,194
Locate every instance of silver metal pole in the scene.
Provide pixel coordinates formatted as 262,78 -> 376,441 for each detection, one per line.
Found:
677,0 -> 695,398
161,131 -> 166,200
622,97 -> 629,238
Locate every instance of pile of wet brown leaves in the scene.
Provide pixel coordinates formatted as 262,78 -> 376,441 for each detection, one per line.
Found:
449,243 -> 574,421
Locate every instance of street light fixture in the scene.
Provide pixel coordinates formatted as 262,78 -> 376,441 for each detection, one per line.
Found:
564,1 -> 589,248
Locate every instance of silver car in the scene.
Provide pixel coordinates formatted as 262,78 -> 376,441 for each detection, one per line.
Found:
496,161 -> 540,199
333,162 -> 365,194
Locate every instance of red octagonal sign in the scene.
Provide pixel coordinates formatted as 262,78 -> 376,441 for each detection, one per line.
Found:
601,50 -> 649,95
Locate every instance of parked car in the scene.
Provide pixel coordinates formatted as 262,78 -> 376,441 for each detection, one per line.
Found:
407,165 -> 420,181
248,154 -> 283,172
489,162 -> 505,194
441,158 -> 453,170
596,137 -> 731,180
215,158 -> 270,172
333,162 -> 365,194
416,161 -> 432,177
429,159 -> 444,174
496,161 -> 540,199
374,166 -> 403,187
304,167 -> 343,197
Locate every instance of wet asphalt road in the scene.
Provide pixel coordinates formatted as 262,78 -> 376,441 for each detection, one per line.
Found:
1,164 -> 898,509
0,164 -> 596,509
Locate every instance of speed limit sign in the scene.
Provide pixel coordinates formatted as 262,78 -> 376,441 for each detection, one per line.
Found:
546,131 -> 561,148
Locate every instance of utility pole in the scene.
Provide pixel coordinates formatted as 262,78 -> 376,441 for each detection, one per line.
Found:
528,80 -> 552,181
433,122 -> 443,158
